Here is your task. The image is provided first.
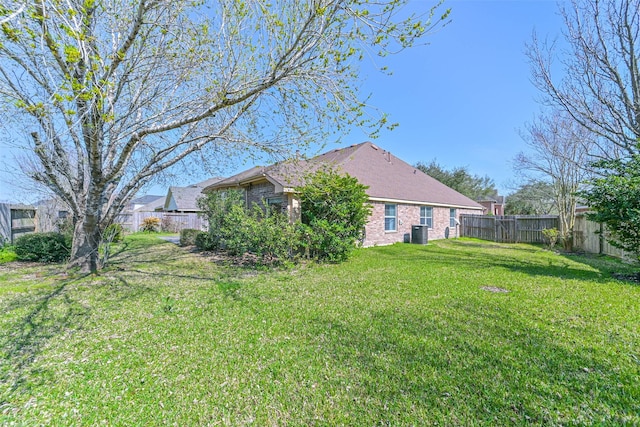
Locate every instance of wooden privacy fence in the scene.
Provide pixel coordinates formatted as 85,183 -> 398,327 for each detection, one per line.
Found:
460,214 -> 559,244
116,211 -> 206,233
572,213 -> 630,259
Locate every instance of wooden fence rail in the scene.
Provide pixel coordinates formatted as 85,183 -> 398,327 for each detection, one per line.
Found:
460,214 -> 559,244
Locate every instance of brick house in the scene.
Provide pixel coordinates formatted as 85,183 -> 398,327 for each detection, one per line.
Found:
203,142 -> 483,246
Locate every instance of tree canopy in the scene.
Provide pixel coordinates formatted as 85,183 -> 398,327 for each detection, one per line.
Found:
504,181 -> 556,216
0,0 -> 449,272
415,160 -> 497,201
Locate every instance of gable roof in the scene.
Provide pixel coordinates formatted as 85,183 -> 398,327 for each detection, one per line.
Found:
165,177 -> 224,211
205,142 -> 483,210
134,196 -> 166,212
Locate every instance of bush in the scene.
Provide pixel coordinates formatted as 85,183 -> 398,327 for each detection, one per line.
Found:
542,228 -> 559,249
14,232 -> 71,263
103,223 -> 124,243
297,169 -> 371,261
0,246 -> 17,263
141,217 -> 161,232
195,232 -> 214,250
197,190 -> 244,249
180,228 -> 202,246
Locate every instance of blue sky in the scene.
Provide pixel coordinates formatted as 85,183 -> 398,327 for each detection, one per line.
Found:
0,0 -> 565,202
340,0 -> 565,196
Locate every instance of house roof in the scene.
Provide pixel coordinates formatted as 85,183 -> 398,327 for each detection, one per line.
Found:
134,196 -> 166,212
131,195 -> 164,206
165,177 -> 224,211
205,142 -> 483,209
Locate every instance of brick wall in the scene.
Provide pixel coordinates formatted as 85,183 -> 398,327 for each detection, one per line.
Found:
363,201 -> 480,246
244,181 -> 289,215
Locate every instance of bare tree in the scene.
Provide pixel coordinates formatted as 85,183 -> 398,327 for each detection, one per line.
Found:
527,0 -> 640,159
0,0 -> 449,272
515,110 -> 594,242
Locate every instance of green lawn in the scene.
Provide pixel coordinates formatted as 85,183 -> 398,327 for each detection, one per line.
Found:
1,235 -> 638,426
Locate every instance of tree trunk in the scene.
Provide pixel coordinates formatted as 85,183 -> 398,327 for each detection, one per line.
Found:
68,214 -> 101,273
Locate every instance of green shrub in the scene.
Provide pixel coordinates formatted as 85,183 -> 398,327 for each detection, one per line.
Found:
103,223 -> 124,243
195,232 -> 214,250
542,227 -> 560,249
14,232 -> 71,263
297,169 -> 371,261
0,246 -> 18,263
180,228 -> 202,246
198,190 -> 244,249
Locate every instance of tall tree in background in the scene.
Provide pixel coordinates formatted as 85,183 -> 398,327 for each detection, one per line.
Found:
527,0 -> 640,160
415,161 -> 497,201
514,110 -> 594,241
504,181 -> 556,216
0,0 -> 450,272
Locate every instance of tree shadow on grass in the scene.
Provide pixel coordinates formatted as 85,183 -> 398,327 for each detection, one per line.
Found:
306,303 -> 639,424
0,274 -> 91,399
366,242 -> 625,285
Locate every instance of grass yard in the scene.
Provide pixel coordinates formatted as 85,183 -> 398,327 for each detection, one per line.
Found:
0,235 -> 638,426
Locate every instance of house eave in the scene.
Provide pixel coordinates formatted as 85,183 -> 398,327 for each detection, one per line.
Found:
368,196 -> 484,210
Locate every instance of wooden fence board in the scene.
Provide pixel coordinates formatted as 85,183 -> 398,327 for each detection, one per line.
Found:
573,213 -> 631,259
116,211 -> 207,233
460,214 -> 559,244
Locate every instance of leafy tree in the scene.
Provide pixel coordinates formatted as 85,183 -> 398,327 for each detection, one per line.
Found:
197,189 -> 245,250
0,0 -> 450,272
579,155 -> 640,260
415,161 -> 497,200
297,169 -> 371,261
504,181 -> 556,216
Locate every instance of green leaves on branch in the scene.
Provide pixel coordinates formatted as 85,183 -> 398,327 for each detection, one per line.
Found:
579,154 -> 640,259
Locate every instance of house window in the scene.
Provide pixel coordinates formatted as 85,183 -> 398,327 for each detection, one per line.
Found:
420,206 -> 433,228
384,204 -> 397,232
266,197 -> 283,213
450,208 -> 457,227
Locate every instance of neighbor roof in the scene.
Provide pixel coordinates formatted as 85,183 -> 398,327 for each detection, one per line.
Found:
165,177 -> 224,211
205,142 -> 483,209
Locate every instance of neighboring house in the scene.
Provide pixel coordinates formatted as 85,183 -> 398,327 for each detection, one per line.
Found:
130,195 -> 165,212
164,177 -> 224,212
477,195 -> 505,216
204,142 -> 484,246
133,196 -> 166,213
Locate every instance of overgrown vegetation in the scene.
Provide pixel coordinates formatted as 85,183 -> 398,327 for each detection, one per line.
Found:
0,235 -> 638,425
179,228 -> 203,246
13,232 -> 71,263
0,245 -> 17,263
579,155 -> 640,261
197,170 -> 371,263
297,169 -> 371,261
